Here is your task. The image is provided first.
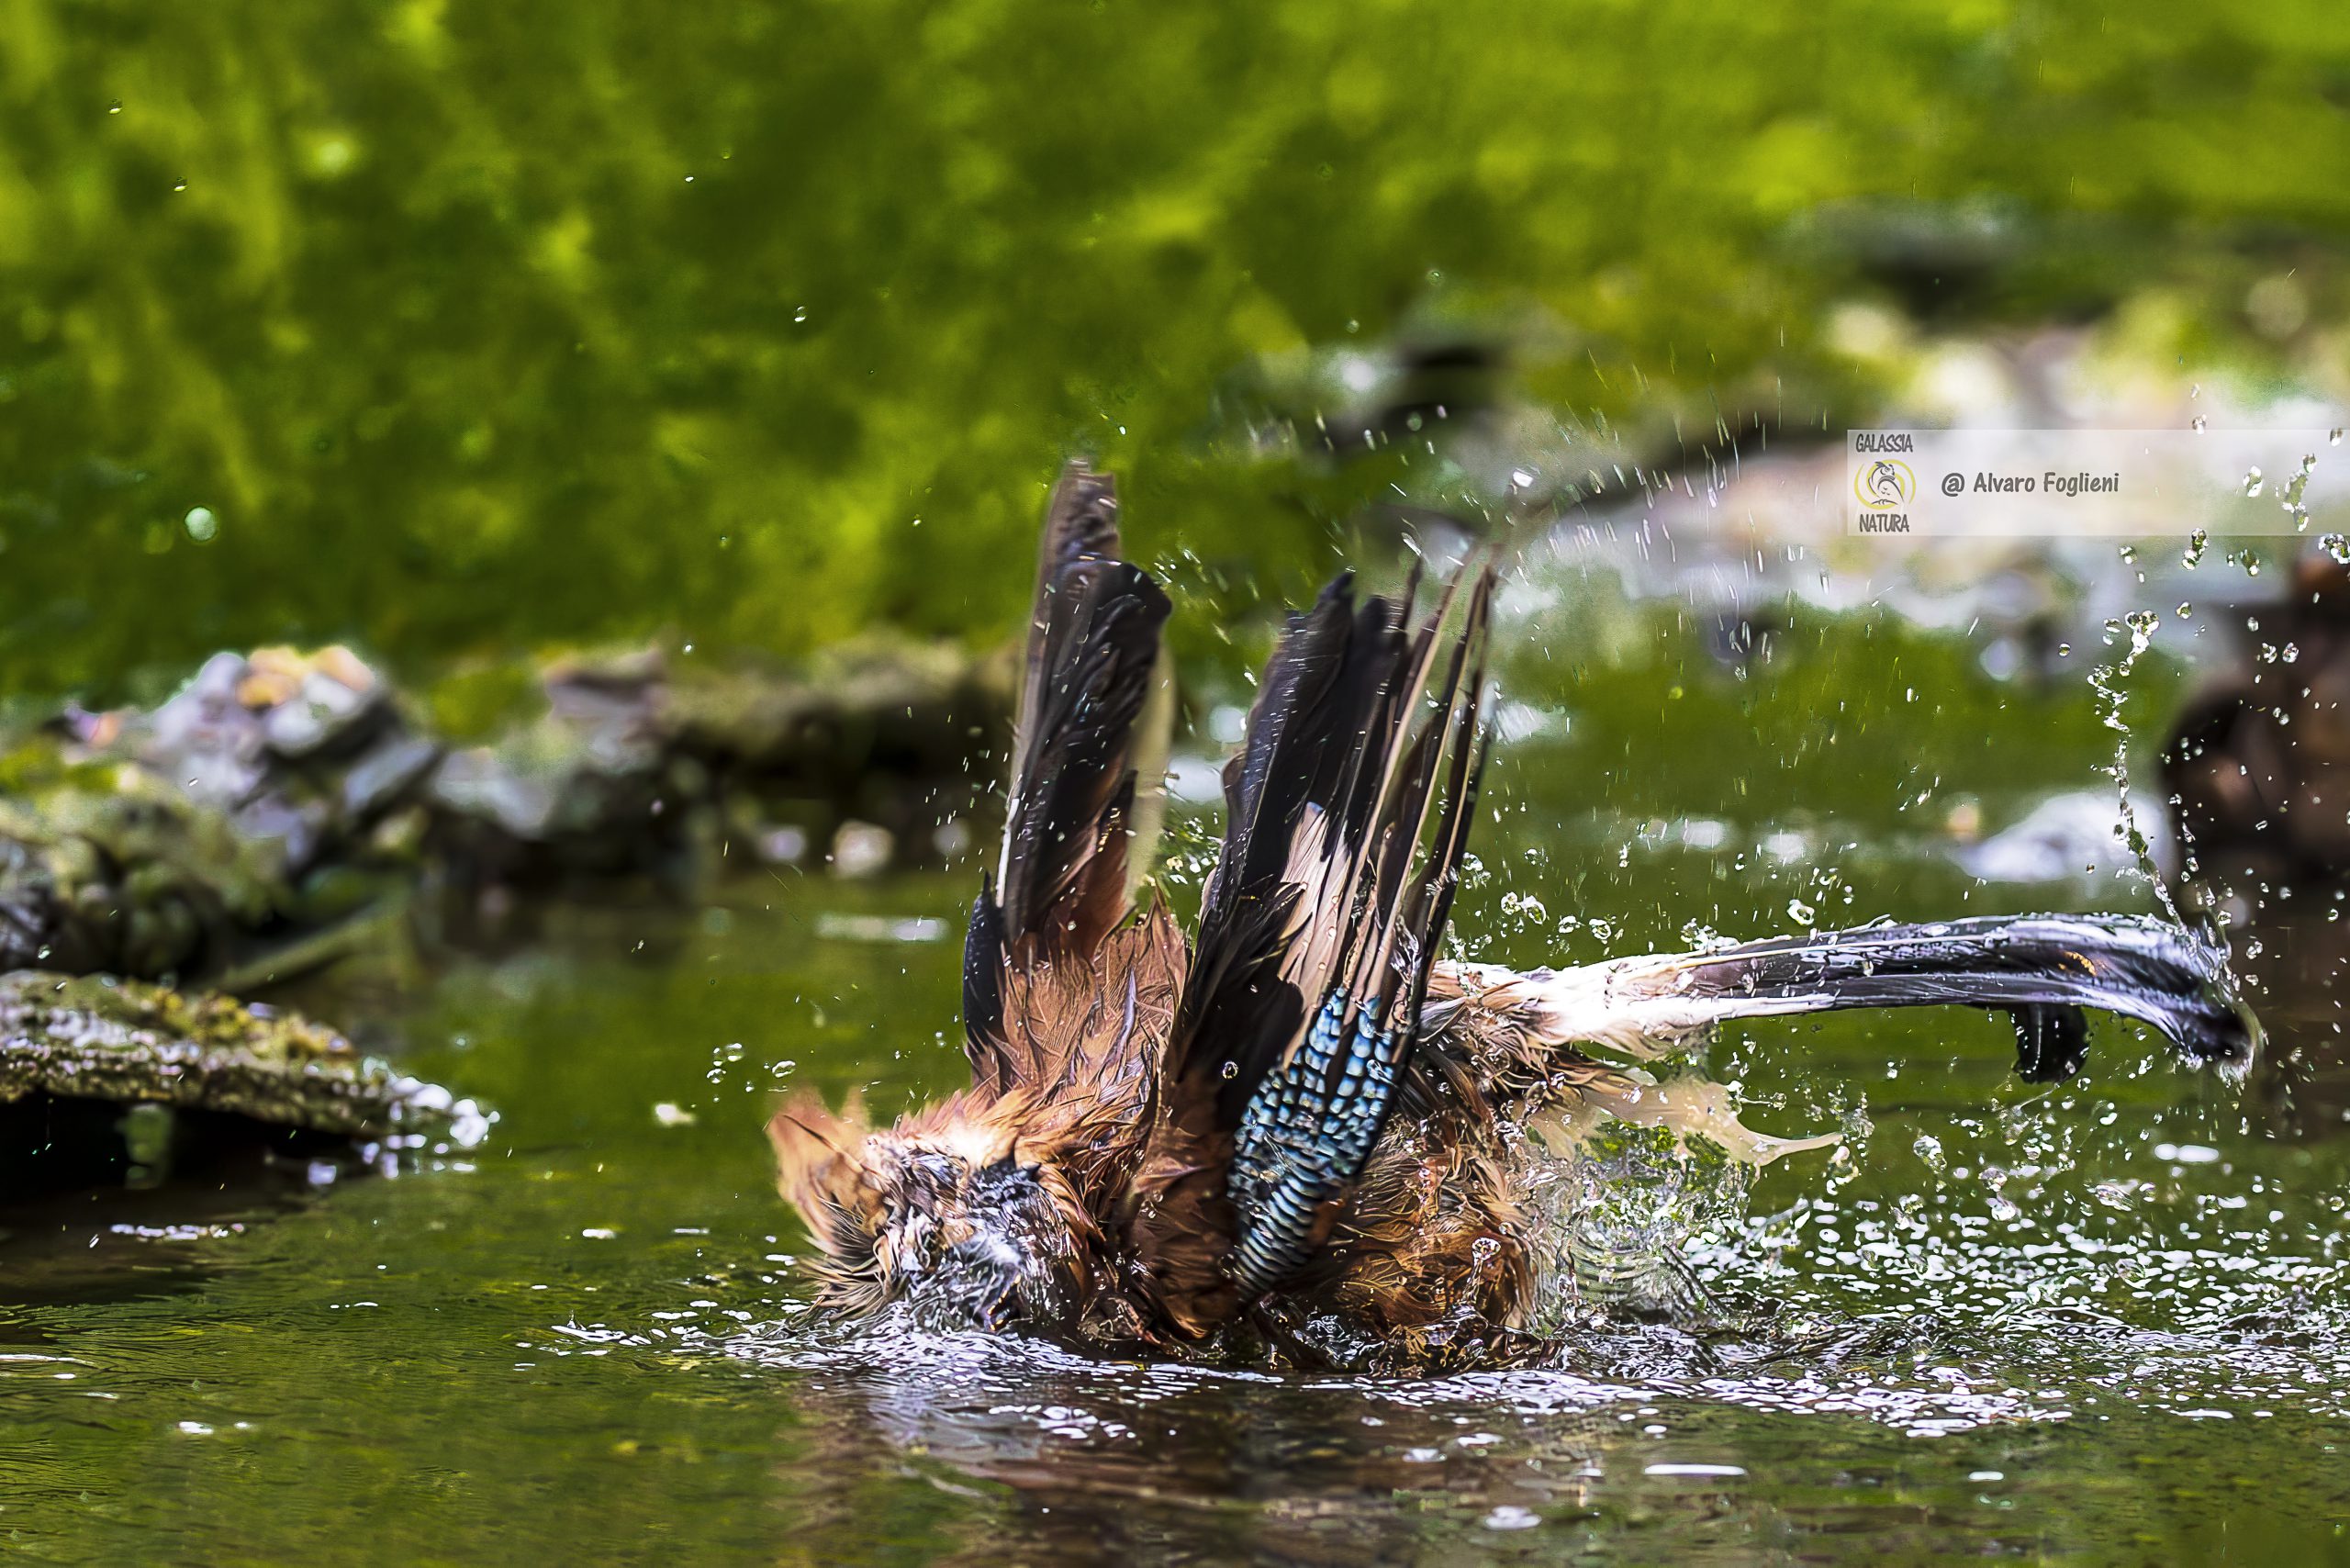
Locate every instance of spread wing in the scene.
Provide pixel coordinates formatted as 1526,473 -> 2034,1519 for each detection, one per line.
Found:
962,461 -> 1175,1096
1123,559 -> 1494,1337
1428,914 -> 2255,1083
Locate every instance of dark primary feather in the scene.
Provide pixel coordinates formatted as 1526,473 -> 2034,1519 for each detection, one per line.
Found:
1125,559 -> 1494,1329
964,462 -> 1172,1093
1655,914 -> 2255,1078
1228,573 -> 1493,1294
1428,913 -> 2255,1093
998,462 -> 1171,946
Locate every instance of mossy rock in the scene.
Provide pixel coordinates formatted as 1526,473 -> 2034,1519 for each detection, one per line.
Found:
0,970 -> 483,1145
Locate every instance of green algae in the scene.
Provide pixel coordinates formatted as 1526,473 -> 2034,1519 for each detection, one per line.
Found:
0,969 -> 471,1138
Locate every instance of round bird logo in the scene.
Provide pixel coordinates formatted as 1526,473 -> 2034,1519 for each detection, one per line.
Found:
1853,459 -> 1916,509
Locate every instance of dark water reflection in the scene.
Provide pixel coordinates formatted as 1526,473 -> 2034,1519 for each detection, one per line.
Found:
6,610 -> 2350,1563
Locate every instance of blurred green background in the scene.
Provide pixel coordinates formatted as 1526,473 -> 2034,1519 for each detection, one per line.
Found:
6,0 -> 2349,697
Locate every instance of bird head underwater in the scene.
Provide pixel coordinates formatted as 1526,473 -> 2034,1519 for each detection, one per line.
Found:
770,462 -> 2257,1369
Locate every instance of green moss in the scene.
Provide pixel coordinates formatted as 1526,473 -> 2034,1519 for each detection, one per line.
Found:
0,969 -> 470,1135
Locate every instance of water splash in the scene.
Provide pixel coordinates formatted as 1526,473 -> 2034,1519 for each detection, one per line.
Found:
1514,1114 -> 1754,1336
2087,609 -> 2188,925
2278,450 -> 2320,532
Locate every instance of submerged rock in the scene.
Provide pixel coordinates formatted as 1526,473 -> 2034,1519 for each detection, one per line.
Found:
0,969 -> 484,1194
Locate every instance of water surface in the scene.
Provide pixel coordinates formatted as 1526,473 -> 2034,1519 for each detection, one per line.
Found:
6,608 -> 2347,1564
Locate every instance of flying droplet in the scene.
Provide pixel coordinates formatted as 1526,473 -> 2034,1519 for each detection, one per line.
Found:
184,506 -> 218,543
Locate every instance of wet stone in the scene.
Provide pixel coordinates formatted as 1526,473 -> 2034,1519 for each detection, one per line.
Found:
0,636 -> 1013,982
420,636 -> 1009,892
1,644 -> 436,982
0,969 -> 485,1194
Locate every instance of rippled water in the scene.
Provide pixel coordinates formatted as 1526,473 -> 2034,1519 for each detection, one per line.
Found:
6,606 -> 2350,1563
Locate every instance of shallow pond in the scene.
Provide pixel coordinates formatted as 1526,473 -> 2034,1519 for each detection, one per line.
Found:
9,0 -> 2350,1553
6,605 -> 2347,1564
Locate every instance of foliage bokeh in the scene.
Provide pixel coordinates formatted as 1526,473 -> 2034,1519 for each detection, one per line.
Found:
4,0 -> 2348,698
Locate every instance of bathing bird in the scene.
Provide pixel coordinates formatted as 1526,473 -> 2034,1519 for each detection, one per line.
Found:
769,463 -> 2254,1368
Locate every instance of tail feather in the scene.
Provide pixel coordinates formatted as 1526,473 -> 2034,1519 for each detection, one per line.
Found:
964,461 -> 1173,1093
1125,558 -> 1495,1327
1435,914 -> 2257,1086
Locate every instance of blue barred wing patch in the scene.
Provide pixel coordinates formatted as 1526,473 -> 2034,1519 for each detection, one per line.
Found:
1227,989 -> 1406,1294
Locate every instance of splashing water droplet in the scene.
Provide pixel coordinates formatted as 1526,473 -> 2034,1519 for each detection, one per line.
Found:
2277,451 -> 2320,532
184,507 -> 218,543
2086,608 -> 2186,924
2182,529 -> 2208,567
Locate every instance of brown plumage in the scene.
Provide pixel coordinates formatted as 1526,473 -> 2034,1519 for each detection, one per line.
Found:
771,462 -> 2256,1368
